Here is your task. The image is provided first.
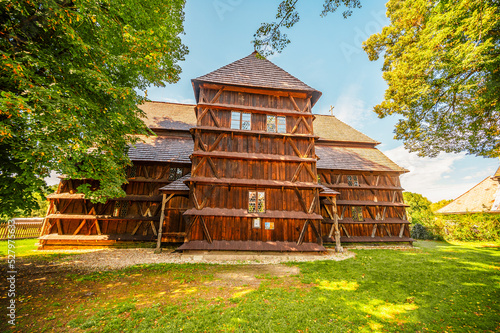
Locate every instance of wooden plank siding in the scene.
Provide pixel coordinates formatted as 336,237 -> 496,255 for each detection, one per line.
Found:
317,169 -> 413,243
39,162 -> 192,248
185,85 -> 322,247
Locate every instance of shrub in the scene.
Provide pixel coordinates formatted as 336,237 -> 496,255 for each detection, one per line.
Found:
434,213 -> 500,242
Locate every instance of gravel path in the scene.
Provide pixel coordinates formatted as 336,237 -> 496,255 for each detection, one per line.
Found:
44,248 -> 356,272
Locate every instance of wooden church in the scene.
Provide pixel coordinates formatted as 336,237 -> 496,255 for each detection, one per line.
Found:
39,52 -> 413,251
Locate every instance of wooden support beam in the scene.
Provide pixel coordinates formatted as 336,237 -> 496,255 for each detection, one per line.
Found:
303,163 -> 316,181
150,221 -> 157,236
304,139 -> 314,157
206,157 -> 219,178
195,131 -> 208,151
287,137 -> 302,157
131,221 -> 143,235
291,117 -> 302,134
297,220 -> 309,245
399,224 -> 405,238
199,217 -> 212,243
291,163 -> 304,183
371,224 -> 378,238
56,220 -> 63,235
73,220 -> 87,235
289,95 -> 300,111
341,224 -> 350,238
383,224 -> 392,237
209,109 -> 221,127
191,156 -> 207,177
293,187 -> 308,213
209,133 -> 226,152
211,87 -> 224,103
197,108 -> 209,125
301,116 -> 313,134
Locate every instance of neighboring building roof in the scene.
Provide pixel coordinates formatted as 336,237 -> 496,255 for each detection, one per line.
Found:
316,145 -> 407,173
128,136 -> 193,164
314,115 -> 379,145
138,101 -> 196,131
159,173 -> 191,192
193,52 -> 321,104
494,165 -> 500,180
437,177 -> 500,214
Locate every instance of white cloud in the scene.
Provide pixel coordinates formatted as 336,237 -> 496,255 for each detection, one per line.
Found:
382,145 -> 474,202
159,97 -> 196,104
321,85 -> 371,129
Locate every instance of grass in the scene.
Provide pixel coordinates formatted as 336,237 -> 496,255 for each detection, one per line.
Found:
1,241 -> 499,332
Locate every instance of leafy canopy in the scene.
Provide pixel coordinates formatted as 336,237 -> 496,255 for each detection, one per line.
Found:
255,0 -> 499,158
252,0 -> 361,57
364,0 -> 500,158
0,0 -> 187,217
403,192 -> 434,226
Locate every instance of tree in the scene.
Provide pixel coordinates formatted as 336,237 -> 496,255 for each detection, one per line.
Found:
254,0 -> 499,157
253,0 -> 361,57
0,0 -> 187,217
364,0 -> 500,158
403,192 -> 433,226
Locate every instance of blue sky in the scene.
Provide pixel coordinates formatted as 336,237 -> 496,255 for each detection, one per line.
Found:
145,0 -> 498,202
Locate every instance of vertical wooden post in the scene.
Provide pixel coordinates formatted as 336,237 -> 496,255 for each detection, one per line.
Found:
155,193 -> 169,253
334,200 -> 342,253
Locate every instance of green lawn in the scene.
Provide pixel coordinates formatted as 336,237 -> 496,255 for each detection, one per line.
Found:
1,241 -> 499,332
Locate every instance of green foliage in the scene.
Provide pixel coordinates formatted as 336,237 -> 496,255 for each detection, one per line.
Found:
0,184 -> 57,222
403,192 -> 433,226
8,242 -> 499,332
435,213 -> 500,242
363,0 -> 500,157
410,222 -> 437,240
0,0 -> 188,217
431,199 -> 453,213
253,0 -> 361,57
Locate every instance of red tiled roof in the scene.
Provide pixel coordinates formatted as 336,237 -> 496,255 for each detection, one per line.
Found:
193,52 -> 321,103
316,145 -> 407,173
128,136 -> 192,164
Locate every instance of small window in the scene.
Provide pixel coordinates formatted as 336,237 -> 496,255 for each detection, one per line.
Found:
266,115 -> 276,132
119,201 -> 129,218
266,115 -> 286,133
231,111 -> 251,130
317,174 -> 321,184
168,167 -> 183,181
248,191 -> 265,213
241,112 -> 251,130
351,206 -> 364,222
347,175 -> 359,187
277,116 -> 286,133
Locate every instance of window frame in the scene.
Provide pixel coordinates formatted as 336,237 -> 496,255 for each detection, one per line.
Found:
248,191 -> 266,213
231,111 -> 251,130
266,115 -> 287,133
168,167 -> 183,181
347,175 -> 359,187
351,206 -> 364,222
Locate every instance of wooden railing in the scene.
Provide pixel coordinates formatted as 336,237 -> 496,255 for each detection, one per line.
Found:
0,218 -> 44,240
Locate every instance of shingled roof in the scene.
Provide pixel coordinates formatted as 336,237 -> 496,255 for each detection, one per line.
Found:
494,165 -> 500,180
314,115 -> 379,145
159,173 -> 191,193
138,101 -> 196,131
316,145 -> 407,173
128,136 -> 192,164
437,177 -> 500,214
193,52 -> 321,105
